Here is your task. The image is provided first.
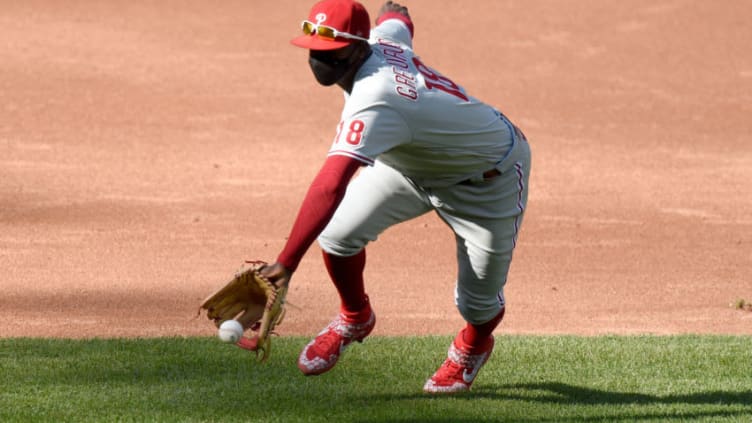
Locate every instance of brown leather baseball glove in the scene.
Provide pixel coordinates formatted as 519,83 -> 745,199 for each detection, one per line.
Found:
199,260 -> 287,361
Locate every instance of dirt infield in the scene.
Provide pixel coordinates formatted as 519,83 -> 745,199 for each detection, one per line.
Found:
1,1 -> 750,339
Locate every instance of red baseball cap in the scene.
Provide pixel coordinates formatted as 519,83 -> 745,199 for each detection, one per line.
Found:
291,0 -> 371,50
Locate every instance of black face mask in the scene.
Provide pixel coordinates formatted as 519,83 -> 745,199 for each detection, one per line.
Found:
308,55 -> 351,86
309,44 -> 366,86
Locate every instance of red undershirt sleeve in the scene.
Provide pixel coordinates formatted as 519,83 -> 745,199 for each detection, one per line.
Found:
276,155 -> 363,272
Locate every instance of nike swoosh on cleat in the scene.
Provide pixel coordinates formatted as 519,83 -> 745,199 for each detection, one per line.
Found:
461,353 -> 488,384
462,367 -> 481,384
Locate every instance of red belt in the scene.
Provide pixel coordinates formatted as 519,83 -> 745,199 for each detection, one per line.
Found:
481,169 -> 501,179
460,124 -> 524,185
459,168 -> 501,185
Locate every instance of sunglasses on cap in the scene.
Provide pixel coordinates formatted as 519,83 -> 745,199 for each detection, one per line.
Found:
301,20 -> 369,42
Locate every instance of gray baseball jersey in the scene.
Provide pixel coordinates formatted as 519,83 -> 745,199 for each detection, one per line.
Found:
328,20 -> 517,188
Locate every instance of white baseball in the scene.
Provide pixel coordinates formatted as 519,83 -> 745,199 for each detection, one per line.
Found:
217,319 -> 243,343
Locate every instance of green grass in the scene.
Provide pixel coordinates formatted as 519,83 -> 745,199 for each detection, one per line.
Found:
1,336 -> 750,422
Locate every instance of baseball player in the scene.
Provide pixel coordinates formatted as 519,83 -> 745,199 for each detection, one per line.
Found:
258,0 -> 531,393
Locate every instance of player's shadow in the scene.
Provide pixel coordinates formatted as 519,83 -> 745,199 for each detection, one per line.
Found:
367,382 -> 752,422
472,382 -> 752,406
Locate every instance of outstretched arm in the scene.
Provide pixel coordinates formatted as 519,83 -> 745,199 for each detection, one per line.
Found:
260,155 -> 362,285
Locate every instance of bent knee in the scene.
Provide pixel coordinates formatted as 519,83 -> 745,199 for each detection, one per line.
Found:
456,294 -> 505,325
318,232 -> 367,257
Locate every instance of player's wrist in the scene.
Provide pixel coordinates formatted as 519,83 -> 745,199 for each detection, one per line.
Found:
276,253 -> 299,273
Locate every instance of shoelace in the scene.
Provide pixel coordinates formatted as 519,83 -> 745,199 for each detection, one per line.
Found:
448,344 -> 487,368
330,315 -> 372,339
311,329 -> 345,352
436,358 -> 466,378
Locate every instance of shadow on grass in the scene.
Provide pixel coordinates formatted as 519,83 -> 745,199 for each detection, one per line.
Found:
374,382 -> 752,406
473,382 -> 752,406
364,383 -> 752,423
356,410 -> 752,423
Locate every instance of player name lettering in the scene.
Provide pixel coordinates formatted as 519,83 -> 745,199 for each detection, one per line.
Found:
378,38 -> 418,101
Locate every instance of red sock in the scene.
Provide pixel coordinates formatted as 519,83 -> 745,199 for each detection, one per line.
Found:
460,307 -> 506,351
322,249 -> 369,320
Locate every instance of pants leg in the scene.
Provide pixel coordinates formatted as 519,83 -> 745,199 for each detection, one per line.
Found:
318,160 -> 433,256
434,142 -> 531,325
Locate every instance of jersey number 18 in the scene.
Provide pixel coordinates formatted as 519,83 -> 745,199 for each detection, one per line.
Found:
334,119 -> 366,146
412,57 -> 469,102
